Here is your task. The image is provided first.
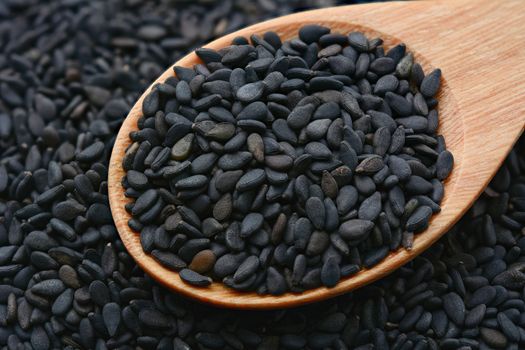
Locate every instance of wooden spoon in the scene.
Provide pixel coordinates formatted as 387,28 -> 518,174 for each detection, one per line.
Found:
108,0 -> 525,309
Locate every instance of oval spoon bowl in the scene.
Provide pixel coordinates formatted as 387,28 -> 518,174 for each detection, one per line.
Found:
109,0 -> 525,309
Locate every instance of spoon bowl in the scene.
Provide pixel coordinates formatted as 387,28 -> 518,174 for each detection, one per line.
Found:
109,0 -> 525,309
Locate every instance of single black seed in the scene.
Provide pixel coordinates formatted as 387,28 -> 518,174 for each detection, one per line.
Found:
294,217 -> 313,250
339,219 -> 374,241
358,192 -> 382,221
348,32 -> 369,52
102,303 -> 121,337
151,250 -> 186,271
236,169 -> 266,192
406,206 -> 433,232
89,280 -> 110,307
442,292 -> 465,326
213,194 -> 232,221
233,256 -> 260,283
420,69 -> 442,97
370,57 -> 396,75
306,230 -> 330,256
355,156 -> 384,174
465,304 -> 486,328
77,142 -> 105,162
236,82 -> 265,103
139,308 -> 172,328
305,197 -> 325,230
436,150 -> 454,180
492,269 -> 525,290
321,171 -> 338,199
266,267 -> 287,295
337,185 -> 359,215
241,213 -> 264,237
321,257 -> 340,287
396,53 -> 414,78
30,326 -> 50,350
299,25 -> 330,44
49,218 -> 77,241
175,81 -> 192,104
179,268 -> 212,287
31,279 -> 65,296
272,119 -> 298,144
287,104 -> 315,129
405,175 -> 434,194
480,327 -> 507,349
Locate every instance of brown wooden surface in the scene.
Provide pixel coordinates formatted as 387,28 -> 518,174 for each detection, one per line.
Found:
108,0 -> 525,309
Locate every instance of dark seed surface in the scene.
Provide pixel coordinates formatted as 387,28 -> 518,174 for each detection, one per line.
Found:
10,1 -> 525,349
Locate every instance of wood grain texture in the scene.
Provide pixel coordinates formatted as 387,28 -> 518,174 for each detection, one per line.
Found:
108,0 -> 525,309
